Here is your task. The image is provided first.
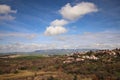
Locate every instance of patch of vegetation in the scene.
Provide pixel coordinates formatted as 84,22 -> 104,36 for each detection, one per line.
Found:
30,66 -> 39,71
19,66 -> 27,70
14,70 -> 19,74
15,55 -> 44,60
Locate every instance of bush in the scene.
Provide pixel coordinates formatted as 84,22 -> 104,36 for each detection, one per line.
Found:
14,70 -> 19,74
19,66 -> 27,70
47,76 -> 58,80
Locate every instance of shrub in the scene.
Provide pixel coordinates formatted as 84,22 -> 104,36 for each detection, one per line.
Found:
14,70 -> 19,74
19,66 -> 27,70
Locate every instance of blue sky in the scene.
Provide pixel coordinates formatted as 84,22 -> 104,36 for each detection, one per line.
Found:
0,0 -> 120,52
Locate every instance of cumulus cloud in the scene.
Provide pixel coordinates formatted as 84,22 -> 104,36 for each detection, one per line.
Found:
44,2 -> 98,36
0,4 -> 17,21
50,19 -> 68,26
0,4 -> 16,14
44,26 -> 67,36
59,2 -> 98,20
44,19 -> 68,36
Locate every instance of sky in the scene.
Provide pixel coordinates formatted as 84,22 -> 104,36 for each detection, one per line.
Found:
0,0 -> 120,53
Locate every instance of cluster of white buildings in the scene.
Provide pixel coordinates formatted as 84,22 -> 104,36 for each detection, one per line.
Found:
63,52 -> 99,63
63,48 -> 120,64
82,55 -> 98,60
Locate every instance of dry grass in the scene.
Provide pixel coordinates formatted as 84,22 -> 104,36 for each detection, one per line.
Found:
0,70 -> 34,80
0,70 -> 59,80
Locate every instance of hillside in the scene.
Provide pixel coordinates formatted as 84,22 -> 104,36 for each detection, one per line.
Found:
0,48 -> 120,80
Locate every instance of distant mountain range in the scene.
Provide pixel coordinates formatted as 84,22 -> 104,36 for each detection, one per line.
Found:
33,49 -> 98,55
0,49 -> 99,55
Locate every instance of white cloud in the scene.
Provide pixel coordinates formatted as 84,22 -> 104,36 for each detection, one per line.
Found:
0,4 -> 17,21
44,2 -> 98,36
0,4 -> 16,14
0,15 -> 15,20
0,32 -> 37,40
44,19 -> 68,36
0,43 -> 57,53
50,19 -> 68,26
0,31 -> 120,52
54,31 -> 120,49
59,2 -> 98,20
44,26 -> 67,36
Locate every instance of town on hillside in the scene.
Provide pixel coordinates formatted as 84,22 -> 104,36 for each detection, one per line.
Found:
63,48 -> 120,63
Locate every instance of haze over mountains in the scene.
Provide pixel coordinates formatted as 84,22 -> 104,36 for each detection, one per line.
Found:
34,49 -> 98,55
0,49 -> 99,55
